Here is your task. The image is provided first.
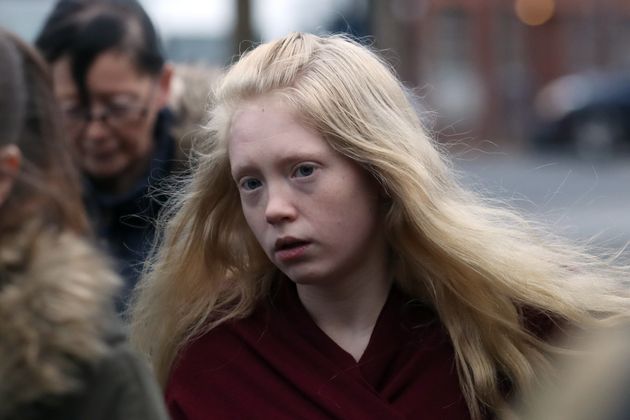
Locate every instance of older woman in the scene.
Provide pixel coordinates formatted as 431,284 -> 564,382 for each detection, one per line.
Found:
35,0 -> 178,311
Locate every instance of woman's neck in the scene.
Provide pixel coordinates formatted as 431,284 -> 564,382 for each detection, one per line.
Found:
296,265 -> 392,362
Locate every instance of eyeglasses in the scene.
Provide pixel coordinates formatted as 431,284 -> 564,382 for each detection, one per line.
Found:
61,84 -> 158,134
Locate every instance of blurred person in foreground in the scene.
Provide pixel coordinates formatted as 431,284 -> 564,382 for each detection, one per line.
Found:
35,0 -> 210,312
0,28 -> 169,420
129,32 -> 630,420
509,322 -> 630,420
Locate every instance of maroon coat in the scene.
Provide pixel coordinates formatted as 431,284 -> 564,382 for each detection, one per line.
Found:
166,281 -> 473,419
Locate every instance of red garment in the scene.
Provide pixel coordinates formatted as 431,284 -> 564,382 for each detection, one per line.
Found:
166,282 -> 473,419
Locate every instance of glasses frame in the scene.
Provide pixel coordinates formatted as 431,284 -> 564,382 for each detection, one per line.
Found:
62,81 -> 160,135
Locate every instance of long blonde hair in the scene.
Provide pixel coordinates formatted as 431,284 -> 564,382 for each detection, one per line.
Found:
130,32 -> 629,418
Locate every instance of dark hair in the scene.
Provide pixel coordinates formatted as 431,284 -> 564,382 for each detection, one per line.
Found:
35,0 -> 165,104
0,28 -> 89,235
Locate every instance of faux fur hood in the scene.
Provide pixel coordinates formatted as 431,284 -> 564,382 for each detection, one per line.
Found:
0,223 -> 121,416
168,63 -> 221,152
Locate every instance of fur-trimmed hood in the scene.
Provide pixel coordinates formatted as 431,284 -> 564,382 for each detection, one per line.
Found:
0,223 -> 121,416
168,63 -> 222,153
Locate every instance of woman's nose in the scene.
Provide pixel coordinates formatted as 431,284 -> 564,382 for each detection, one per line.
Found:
265,185 -> 297,225
83,116 -> 109,140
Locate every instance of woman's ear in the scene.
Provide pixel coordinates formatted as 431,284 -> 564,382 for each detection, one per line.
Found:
156,63 -> 174,109
0,144 -> 22,207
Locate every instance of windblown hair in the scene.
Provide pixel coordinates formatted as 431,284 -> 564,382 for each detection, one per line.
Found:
0,28 -> 88,236
129,33 -> 630,418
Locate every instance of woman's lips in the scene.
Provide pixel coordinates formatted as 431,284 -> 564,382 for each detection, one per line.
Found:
275,243 -> 309,262
274,237 -> 310,262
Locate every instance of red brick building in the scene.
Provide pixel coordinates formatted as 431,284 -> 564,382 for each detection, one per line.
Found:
372,0 -> 630,149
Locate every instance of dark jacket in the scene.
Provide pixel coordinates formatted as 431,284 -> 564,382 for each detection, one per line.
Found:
0,222 -> 169,420
83,109 -> 179,312
84,64 -> 220,313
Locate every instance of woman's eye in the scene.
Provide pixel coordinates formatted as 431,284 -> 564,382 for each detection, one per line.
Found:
240,178 -> 262,191
108,103 -> 132,116
294,164 -> 315,178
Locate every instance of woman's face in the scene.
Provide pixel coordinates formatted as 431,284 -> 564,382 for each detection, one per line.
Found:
228,95 -> 387,287
51,50 -> 170,190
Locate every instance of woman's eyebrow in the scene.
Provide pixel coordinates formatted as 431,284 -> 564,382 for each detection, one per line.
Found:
231,163 -> 258,180
231,150 -> 324,179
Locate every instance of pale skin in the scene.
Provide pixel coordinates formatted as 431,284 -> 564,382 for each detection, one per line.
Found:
228,95 -> 391,361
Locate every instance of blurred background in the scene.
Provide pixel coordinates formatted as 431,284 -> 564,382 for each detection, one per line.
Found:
2,0 -> 629,248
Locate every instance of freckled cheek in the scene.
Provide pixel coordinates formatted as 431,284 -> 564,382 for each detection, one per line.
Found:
311,194 -> 359,235
318,189 -> 380,238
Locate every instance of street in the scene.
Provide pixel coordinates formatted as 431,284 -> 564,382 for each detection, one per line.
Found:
454,154 -> 630,251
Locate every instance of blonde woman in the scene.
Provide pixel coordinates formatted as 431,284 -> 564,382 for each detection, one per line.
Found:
130,33 -> 630,419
